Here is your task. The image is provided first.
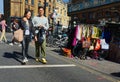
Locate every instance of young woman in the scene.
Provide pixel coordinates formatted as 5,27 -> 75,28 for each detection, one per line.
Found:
0,15 -> 7,43
21,9 -> 35,64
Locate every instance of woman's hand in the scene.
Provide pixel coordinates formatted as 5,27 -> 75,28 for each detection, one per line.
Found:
23,17 -> 27,22
35,36 -> 38,41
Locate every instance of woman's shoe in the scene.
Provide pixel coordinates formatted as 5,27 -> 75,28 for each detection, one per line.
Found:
22,57 -> 28,63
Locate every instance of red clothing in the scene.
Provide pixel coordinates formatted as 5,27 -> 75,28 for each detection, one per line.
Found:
0,20 -> 7,30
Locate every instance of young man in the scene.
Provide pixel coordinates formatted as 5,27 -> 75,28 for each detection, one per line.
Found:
32,6 -> 49,64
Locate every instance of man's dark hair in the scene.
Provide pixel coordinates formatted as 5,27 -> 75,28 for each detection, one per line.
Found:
38,6 -> 44,10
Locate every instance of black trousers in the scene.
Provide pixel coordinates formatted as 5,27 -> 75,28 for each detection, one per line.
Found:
22,35 -> 31,59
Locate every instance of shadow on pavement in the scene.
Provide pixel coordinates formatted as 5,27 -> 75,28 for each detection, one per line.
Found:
51,49 -> 64,56
111,72 -> 120,77
3,51 -> 35,64
3,51 -> 23,64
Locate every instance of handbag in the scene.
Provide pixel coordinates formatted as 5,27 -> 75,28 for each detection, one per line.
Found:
14,29 -> 23,42
100,39 -> 109,49
38,28 -> 45,45
82,41 -> 90,48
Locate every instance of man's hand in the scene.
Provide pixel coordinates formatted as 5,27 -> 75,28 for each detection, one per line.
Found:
38,25 -> 44,29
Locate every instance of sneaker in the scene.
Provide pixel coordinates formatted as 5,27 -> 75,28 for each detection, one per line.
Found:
9,43 -> 13,46
41,58 -> 47,64
35,58 -> 40,62
14,42 -> 18,45
23,57 -> 28,63
0,41 -> 3,43
18,44 -> 22,47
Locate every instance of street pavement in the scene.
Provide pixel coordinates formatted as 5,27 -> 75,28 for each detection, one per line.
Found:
47,47 -> 120,81
0,32 -> 119,82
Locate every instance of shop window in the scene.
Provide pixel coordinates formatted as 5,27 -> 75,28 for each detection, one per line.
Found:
25,0 -> 28,4
105,11 -> 111,17
49,5 -> 51,12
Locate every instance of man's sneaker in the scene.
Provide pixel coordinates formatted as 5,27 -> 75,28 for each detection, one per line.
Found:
35,58 -> 40,62
41,58 -> 47,64
9,43 -> 13,46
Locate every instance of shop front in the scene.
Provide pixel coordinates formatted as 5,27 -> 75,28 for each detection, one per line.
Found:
67,0 -> 120,62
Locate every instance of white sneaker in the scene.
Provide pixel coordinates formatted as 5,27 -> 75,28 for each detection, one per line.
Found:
18,44 -> 22,47
23,57 -> 28,63
9,43 -> 13,46
14,42 -> 18,45
0,41 -> 3,43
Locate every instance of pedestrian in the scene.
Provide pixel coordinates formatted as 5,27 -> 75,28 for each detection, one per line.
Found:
21,9 -> 35,64
9,18 -> 20,46
0,15 -> 8,43
32,6 -> 49,64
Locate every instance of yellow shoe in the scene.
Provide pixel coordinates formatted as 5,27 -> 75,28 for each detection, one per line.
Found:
41,58 -> 47,64
35,58 -> 40,62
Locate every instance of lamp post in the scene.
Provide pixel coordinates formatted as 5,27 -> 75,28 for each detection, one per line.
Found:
20,0 -> 21,17
44,0 -> 46,16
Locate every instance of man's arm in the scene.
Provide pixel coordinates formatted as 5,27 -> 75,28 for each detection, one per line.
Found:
43,17 -> 49,30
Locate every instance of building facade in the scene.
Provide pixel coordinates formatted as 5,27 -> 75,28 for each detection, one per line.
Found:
4,0 -> 69,27
53,0 -> 70,27
68,0 -> 120,24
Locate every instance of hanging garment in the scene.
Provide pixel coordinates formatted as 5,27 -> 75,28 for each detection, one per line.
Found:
104,28 -> 111,43
87,26 -> 90,38
95,39 -> 101,51
72,26 -> 78,46
82,25 -> 88,38
79,25 -> 83,40
76,25 -> 80,40
92,26 -> 100,39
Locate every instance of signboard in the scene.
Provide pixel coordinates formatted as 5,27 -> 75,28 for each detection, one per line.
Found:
68,0 -> 120,13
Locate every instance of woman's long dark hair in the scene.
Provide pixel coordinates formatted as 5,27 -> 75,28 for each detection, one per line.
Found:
0,14 -> 5,21
24,9 -> 31,20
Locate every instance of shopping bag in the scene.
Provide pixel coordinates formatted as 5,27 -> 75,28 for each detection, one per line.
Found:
14,29 -> 23,42
100,39 -> 109,49
82,41 -> 90,48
